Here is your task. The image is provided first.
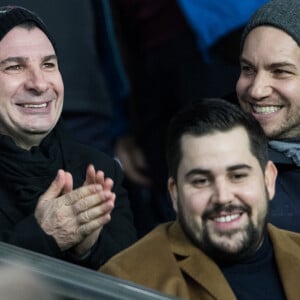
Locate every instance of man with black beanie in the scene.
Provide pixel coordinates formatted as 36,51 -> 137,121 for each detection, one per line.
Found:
0,6 -> 136,269
236,0 -> 300,232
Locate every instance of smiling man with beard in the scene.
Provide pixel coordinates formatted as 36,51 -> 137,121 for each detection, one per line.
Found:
101,98 -> 300,300
236,0 -> 300,232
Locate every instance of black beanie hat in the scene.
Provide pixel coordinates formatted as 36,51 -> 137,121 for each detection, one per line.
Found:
0,6 -> 56,50
240,0 -> 300,51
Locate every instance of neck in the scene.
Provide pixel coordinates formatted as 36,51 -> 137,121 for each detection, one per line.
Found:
2,132 -> 46,150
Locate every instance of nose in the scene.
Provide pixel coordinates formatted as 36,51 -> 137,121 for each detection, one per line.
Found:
24,68 -> 48,93
249,71 -> 272,100
210,178 -> 234,205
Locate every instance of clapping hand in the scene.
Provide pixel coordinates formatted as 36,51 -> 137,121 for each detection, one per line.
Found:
35,165 -> 115,255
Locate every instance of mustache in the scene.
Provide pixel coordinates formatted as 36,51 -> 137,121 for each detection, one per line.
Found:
202,203 -> 251,220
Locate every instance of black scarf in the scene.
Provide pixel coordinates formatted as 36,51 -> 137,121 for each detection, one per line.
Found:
0,123 -> 65,214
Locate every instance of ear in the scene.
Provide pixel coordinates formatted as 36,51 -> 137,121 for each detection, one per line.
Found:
264,160 -> 278,201
168,177 -> 178,213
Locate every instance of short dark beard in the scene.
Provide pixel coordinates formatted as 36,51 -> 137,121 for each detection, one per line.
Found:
201,220 -> 266,266
178,199 -> 269,266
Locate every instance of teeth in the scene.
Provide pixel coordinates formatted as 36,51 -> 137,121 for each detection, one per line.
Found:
253,105 -> 280,114
22,103 -> 47,108
214,214 -> 240,223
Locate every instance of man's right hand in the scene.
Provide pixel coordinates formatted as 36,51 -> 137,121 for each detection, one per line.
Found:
35,169 -> 113,252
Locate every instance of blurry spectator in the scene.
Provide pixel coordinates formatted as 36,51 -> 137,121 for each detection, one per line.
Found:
111,0 -> 266,236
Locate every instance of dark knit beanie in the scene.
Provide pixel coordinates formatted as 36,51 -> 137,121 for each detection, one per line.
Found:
240,0 -> 300,51
0,6 -> 56,50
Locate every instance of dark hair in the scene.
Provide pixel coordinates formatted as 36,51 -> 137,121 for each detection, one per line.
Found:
166,98 -> 268,180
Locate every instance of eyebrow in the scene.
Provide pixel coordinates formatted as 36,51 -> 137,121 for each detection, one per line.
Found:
0,56 -> 24,66
0,54 -> 57,66
240,57 -> 296,70
43,54 -> 58,62
185,164 -> 252,179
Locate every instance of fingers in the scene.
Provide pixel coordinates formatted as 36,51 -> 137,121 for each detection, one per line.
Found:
84,165 -> 105,186
40,170 -> 73,200
63,183 -> 102,205
84,164 -> 113,192
103,177 -> 114,191
77,214 -> 111,237
84,164 -> 96,186
36,168 -> 115,252
36,187 -> 114,252
62,172 -> 73,194
71,186 -> 111,212
95,169 -> 105,187
77,193 -> 115,223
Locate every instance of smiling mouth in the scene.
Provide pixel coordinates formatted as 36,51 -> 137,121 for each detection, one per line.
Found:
213,213 -> 241,223
18,102 -> 49,108
252,105 -> 281,114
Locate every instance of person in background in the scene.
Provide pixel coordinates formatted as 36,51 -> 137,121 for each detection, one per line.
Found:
100,98 -> 300,300
236,0 -> 300,231
0,6 -> 136,269
112,0 -> 267,237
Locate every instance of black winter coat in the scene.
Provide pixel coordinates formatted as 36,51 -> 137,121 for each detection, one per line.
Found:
268,146 -> 300,232
0,126 -> 137,269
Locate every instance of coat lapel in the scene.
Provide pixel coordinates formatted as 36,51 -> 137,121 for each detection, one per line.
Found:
269,224 -> 300,300
167,222 -> 300,300
168,221 -> 237,300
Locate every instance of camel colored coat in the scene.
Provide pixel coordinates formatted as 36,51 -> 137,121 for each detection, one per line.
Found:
100,221 -> 300,300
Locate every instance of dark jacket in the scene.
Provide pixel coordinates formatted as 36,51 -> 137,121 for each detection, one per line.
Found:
0,127 -> 137,269
101,221 -> 300,300
268,146 -> 300,232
